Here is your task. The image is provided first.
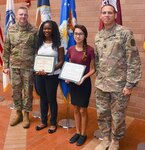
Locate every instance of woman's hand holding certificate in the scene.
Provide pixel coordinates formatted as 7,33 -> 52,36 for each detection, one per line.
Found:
59,62 -> 86,83
34,55 -> 55,73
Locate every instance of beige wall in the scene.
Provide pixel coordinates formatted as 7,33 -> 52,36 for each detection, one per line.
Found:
1,0 -> 145,119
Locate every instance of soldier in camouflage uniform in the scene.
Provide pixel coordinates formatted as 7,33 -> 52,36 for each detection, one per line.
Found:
3,7 -> 37,128
94,4 -> 141,150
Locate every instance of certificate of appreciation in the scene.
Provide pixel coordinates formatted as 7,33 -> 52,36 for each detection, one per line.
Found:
59,62 -> 86,83
34,55 -> 55,73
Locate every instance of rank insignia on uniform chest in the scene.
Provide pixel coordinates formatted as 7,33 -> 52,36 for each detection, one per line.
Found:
130,39 -> 136,46
104,44 -> 106,48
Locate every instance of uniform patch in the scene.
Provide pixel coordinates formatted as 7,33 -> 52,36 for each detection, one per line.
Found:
130,39 -> 136,46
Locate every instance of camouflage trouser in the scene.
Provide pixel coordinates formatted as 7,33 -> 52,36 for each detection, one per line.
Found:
95,88 -> 130,140
10,68 -> 34,112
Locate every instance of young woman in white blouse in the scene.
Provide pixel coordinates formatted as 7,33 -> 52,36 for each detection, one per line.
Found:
35,20 -> 64,133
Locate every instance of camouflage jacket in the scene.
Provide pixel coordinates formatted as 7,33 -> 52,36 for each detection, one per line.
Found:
3,23 -> 37,70
94,24 -> 141,92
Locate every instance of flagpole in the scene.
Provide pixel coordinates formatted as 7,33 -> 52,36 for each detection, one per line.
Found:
58,95 -> 75,128
25,0 -> 41,119
58,0 -> 76,129
0,70 -> 5,102
4,0 -> 15,109
32,75 -> 41,119
32,0 -> 51,119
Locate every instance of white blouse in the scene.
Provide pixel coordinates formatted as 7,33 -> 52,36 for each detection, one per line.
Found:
38,42 -> 61,75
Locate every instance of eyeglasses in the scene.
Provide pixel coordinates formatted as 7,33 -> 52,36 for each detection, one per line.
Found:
74,32 -> 84,36
101,11 -> 114,15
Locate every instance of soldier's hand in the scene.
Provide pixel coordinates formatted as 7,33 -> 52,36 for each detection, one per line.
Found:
3,68 -> 10,75
123,87 -> 132,96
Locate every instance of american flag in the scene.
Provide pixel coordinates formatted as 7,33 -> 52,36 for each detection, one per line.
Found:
0,14 -> 3,66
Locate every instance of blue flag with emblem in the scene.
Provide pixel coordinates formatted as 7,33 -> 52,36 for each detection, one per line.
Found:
4,0 -> 15,36
3,0 -> 15,92
59,0 -> 77,101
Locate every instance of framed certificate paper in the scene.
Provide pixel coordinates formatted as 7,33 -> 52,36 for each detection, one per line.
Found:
59,62 -> 86,83
34,55 -> 55,73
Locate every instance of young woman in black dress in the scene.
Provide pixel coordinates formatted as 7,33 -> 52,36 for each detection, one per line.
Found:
67,24 -> 96,146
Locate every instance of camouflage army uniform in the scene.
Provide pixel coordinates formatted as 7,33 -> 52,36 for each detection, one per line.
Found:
94,24 -> 141,140
3,23 -> 37,112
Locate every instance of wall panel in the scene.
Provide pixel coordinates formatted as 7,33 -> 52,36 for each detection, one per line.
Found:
0,0 -> 145,119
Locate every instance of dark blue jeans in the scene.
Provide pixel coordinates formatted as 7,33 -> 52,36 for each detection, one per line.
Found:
36,74 -> 59,125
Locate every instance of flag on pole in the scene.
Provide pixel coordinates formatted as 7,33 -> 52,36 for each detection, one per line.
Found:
99,0 -> 122,30
4,0 -> 15,36
36,0 -> 51,27
0,14 -> 3,66
34,0 -> 52,95
59,0 -> 77,101
25,0 -> 31,7
3,0 -> 16,92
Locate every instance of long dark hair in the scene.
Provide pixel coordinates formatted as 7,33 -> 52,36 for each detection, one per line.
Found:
74,24 -> 88,61
37,20 -> 61,50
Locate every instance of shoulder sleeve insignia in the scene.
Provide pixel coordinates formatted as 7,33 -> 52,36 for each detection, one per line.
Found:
130,39 -> 136,46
